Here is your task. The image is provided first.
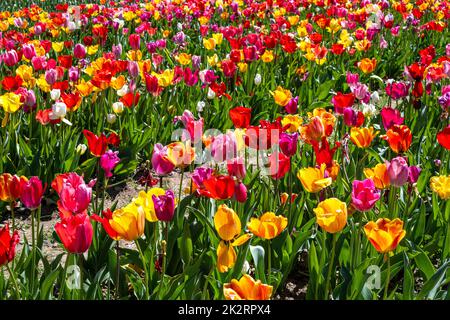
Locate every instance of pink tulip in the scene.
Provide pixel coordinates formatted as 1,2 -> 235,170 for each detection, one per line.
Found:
152,190 -> 176,221
151,143 -> 175,176
381,107 -> 404,131
284,96 -> 298,114
351,179 -> 380,211
56,173 -> 94,216
100,150 -> 120,178
234,182 -> 248,203
227,157 -> 246,180
20,177 -> 46,210
210,133 -> 237,162
73,44 -> 86,59
280,132 -> 298,157
386,157 -> 409,187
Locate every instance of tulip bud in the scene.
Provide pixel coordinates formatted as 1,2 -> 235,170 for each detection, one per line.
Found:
45,69 -> 58,85
50,89 -> 61,101
112,102 -> 124,114
254,73 -> 262,85
227,157 -> 246,180
234,182 -> 248,203
128,61 -> 139,78
107,114 -> 117,124
386,157 -> 409,187
73,43 -> 86,59
197,101 -> 205,112
117,85 -> 129,97
76,144 -> 87,155
50,101 -> 67,120
207,87 -> 216,99
68,67 -> 80,82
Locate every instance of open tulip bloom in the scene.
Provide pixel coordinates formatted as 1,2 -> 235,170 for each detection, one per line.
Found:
0,0 -> 449,303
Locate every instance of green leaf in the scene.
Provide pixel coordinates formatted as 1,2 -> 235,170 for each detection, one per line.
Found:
249,245 -> 266,283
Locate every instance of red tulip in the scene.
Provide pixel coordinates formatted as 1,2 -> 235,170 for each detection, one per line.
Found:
20,176 -> 46,210
202,175 -> 235,200
120,92 -> 140,108
437,125 -> 450,150
0,224 -> 20,266
83,129 -> 107,157
91,209 -> 120,240
268,152 -> 290,179
55,212 -> 93,254
229,106 -> 251,128
332,92 -> 355,114
57,55 -> 73,69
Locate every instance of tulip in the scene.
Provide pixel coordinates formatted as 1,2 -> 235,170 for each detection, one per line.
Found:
91,209 -> 120,240
234,182 -> 247,203
430,175 -> 450,200
437,125 -> 450,150
386,157 -> 409,187
229,106 -> 251,129
247,212 -> 287,240
0,224 -> 20,266
23,44 -> 36,60
152,190 -> 176,221
209,133 -> 237,163
314,198 -> 348,233
214,204 -> 241,241
129,34 -> 141,50
100,150 -> 120,178
380,107 -> 404,131
54,212 -> 93,253
191,167 -> 214,190
358,58 -> 377,74
224,274 -> 273,300
19,177 -> 46,210
364,218 -> 406,253
108,203 -> 145,241
227,157 -> 246,180
350,127 -> 378,148
133,188 -> 166,222
83,130 -> 108,157
52,173 -> 94,216
351,179 -> 380,212
254,73 -> 262,85
279,132 -> 298,157
381,124 -> 412,154
284,96 -> 298,114
332,92 -> 355,114
202,175 -> 235,200
271,86 -> 292,107
0,173 -> 24,202
408,166 -> 421,184
128,61 -> 140,78
217,241 -> 237,273
166,142 -> 195,168
364,163 -> 390,189
73,43 -> 86,59
268,152 -> 290,180
297,164 -> 332,193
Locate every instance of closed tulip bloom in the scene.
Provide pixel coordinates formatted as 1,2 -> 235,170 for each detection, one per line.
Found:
350,126 -> 378,148
229,106 -> 251,129
279,132 -> 298,157
73,43 -> 86,59
351,179 -> 380,211
268,152 -> 291,180
152,190 -> 176,221
108,203 -> 145,241
437,125 -> 450,150
100,150 -> 120,178
152,143 -> 175,176
0,224 -> 20,266
386,157 -> 409,187
234,182 -> 248,203
364,163 -> 390,189
202,175 -> 235,200
297,163 -> 332,193
209,133 -> 237,163
314,198 -> 348,233
380,107 -> 404,131
381,124 -> 412,154
247,212 -> 288,240
271,86 -> 292,107
20,176 -> 46,210
52,173 -> 94,216
217,241 -> 237,273
0,173 -> 24,202
224,274 -> 273,300
364,218 -> 406,253
54,212 -> 93,253
284,96 -> 299,114
430,175 -> 450,200
214,204 -> 241,241
227,157 -> 246,180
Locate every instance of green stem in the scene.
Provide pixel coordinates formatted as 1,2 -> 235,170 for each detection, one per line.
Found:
10,202 -> 15,233
324,233 -> 338,300
31,209 -> 36,293
6,263 -> 20,299
383,254 -> 391,300
116,241 -> 120,300
135,240 -> 150,300
267,240 -> 272,283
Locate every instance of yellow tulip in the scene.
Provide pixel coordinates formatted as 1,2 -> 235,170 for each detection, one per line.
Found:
217,240 -> 236,273
52,41 -> 64,53
214,204 -> 241,241
281,115 -> 303,133
224,274 -> 273,300
212,33 -> 223,45
133,188 -> 166,222
350,126 -> 378,148
430,175 -> 450,200
203,38 -> 216,50
364,164 -> 390,189
271,86 -> 292,107
261,50 -> 274,63
247,212 -> 288,240
364,218 -> 406,253
0,92 -> 23,113
314,198 -> 348,233
177,53 -> 192,65
87,45 -> 99,55
297,163 -> 332,193
109,203 -> 146,241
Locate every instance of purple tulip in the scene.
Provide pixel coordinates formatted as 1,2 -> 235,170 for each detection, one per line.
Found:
386,157 -> 409,187
380,107 -> 404,131
152,143 -> 175,176
100,150 -> 120,178
191,167 -> 214,189
408,166 -> 421,184
284,96 -> 298,114
279,132 -> 298,157
152,190 -> 175,221
351,179 -> 380,211
73,44 -> 86,59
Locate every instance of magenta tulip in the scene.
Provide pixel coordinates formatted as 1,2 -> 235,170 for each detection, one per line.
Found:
351,179 -> 380,211
152,190 -> 175,221
151,143 -> 175,176
386,157 -> 409,187
100,150 -> 120,178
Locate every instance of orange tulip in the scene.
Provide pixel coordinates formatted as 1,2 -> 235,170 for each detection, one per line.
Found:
364,218 -> 406,253
358,58 -> 377,74
0,173 -> 26,202
247,212 -> 287,240
380,124 -> 412,154
350,126 -> 378,148
314,198 -> 347,233
224,274 -> 273,300
364,164 -> 390,189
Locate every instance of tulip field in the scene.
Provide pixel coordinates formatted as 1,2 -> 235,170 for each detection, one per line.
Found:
0,0 -> 449,302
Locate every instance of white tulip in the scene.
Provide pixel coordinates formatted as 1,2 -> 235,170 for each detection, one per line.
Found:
254,73 -> 262,85
50,102 -> 67,120
50,89 -> 61,101
207,87 -> 216,99
117,84 -> 129,97
112,101 -> 125,114
107,113 -> 117,124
